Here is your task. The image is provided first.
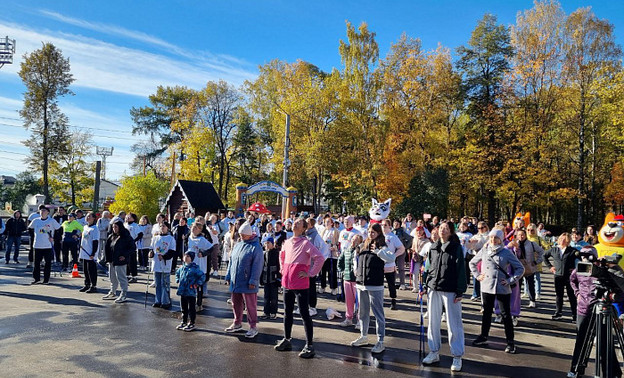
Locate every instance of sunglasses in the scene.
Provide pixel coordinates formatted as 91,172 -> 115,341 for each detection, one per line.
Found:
478,226 -> 487,230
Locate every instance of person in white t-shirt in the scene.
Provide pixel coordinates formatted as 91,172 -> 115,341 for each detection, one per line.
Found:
79,212 -> 100,293
150,222 -> 177,309
381,219 -> 403,310
187,222 -> 213,311
28,205 -> 61,284
26,210 -> 41,268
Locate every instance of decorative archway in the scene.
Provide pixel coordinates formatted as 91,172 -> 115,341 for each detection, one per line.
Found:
235,181 -> 297,219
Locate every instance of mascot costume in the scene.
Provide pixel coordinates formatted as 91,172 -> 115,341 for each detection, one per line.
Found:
595,213 -> 624,270
506,212 -> 531,241
369,198 -> 391,225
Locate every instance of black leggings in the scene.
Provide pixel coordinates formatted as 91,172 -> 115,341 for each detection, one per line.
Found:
33,248 -> 53,283
481,292 -> 514,343
264,282 -> 279,315
196,278 -> 207,307
62,240 -> 78,269
83,258 -> 97,287
520,274 -> 536,301
319,258 -> 338,289
308,276 -> 317,308
139,248 -> 150,267
181,295 -> 196,324
284,288 -> 313,345
555,275 -> 577,317
384,272 -> 397,299
127,249 -> 138,277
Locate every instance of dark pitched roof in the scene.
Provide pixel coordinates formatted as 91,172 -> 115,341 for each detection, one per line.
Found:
165,180 -> 225,213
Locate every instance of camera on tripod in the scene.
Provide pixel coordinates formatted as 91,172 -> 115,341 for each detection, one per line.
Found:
576,252 -> 623,292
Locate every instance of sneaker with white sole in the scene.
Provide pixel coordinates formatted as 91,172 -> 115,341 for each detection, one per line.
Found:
355,322 -> 361,330
176,322 -> 187,330
371,341 -> 385,353
226,298 -> 232,305
293,307 -> 300,315
331,288 -> 338,296
399,284 -> 406,291
528,301 -> 536,308
441,313 -> 446,322
225,323 -> 243,333
102,292 -> 116,300
317,287 -> 324,294
183,323 -> 196,332
114,295 -> 127,303
536,294 -> 541,300
245,327 -> 258,338
512,317 -> 518,327
422,351 -> 440,365
494,315 -> 502,323
350,335 -> 369,347
339,318 -> 353,327
275,338 -> 292,351
451,357 -> 462,371
149,282 -> 156,288
309,307 -> 317,316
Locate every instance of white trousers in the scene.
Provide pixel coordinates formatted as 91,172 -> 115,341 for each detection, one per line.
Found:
427,290 -> 465,357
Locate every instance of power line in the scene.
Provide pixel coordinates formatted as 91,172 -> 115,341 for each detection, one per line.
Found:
0,115 -> 136,136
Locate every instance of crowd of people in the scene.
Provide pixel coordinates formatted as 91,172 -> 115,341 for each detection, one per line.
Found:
2,205 -> 615,375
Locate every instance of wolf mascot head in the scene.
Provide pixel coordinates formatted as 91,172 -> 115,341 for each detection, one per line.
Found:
369,198 -> 391,224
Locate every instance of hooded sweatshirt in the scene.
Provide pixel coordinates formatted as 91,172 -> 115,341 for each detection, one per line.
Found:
280,236 -> 325,290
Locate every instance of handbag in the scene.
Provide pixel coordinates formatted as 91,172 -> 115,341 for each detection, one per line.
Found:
489,255 -> 517,289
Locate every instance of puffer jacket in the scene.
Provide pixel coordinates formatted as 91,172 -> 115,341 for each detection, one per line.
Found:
225,236 -> 264,294
425,239 -> 467,296
570,268 -> 597,317
338,245 -> 358,282
104,221 -> 134,266
176,262 -> 205,297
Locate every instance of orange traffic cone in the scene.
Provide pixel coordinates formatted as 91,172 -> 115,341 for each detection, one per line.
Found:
71,263 -> 81,278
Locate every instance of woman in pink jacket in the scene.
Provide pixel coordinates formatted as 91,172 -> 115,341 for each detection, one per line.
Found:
274,218 -> 325,359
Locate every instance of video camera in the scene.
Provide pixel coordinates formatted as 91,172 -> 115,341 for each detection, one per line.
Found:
577,253 -> 624,298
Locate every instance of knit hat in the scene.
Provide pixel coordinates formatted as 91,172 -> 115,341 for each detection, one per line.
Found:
262,236 -> 274,244
489,229 -> 504,241
184,251 -> 196,261
580,245 -> 598,259
239,222 -> 253,236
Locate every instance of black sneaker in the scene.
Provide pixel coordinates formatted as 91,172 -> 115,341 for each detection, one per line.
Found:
259,314 -> 270,320
551,313 -> 563,320
41,281 -> 50,285
298,344 -> 315,359
152,303 -> 162,308
391,299 -> 397,311
30,280 -> 40,285
161,303 -> 172,310
86,287 -> 97,293
176,322 -> 187,330
274,338 -> 292,351
79,286 -> 90,292
472,335 -> 488,346
505,343 -> 517,354
183,323 -> 196,332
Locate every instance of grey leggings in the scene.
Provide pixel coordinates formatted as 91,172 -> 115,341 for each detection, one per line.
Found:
357,287 -> 385,342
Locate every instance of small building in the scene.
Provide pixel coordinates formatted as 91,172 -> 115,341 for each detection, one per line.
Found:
99,179 -> 120,205
161,180 -> 225,221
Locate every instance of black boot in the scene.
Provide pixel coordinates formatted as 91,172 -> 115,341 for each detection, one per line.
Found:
391,298 -> 397,310
79,286 -> 90,292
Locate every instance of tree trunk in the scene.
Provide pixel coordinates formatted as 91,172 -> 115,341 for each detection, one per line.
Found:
577,94 -> 586,231
70,179 -> 76,206
487,190 -> 496,228
42,104 -> 49,201
218,152 -> 225,198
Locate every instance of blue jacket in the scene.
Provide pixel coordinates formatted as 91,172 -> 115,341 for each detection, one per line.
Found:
175,262 -> 205,297
225,236 -> 264,294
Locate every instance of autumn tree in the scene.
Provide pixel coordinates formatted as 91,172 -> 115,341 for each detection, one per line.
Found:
110,172 -> 169,221
49,130 -> 95,206
19,42 -> 74,201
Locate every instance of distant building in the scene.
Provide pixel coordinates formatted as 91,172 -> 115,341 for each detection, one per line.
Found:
99,179 -> 120,204
162,180 -> 224,222
1,175 -> 16,187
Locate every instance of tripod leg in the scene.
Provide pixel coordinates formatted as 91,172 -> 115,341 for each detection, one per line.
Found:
575,311 -> 596,375
612,311 -> 624,363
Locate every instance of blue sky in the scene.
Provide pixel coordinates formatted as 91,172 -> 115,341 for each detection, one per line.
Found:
0,0 -> 623,180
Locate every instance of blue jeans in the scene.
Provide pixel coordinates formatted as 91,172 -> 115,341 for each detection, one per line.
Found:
524,272 -> 542,296
154,272 -> 170,305
5,235 -> 20,262
472,276 -> 481,298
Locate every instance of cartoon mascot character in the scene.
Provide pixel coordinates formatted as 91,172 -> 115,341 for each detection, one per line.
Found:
595,213 -> 624,269
369,198 -> 391,224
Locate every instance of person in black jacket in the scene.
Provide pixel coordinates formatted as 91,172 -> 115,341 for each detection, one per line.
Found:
260,236 -> 280,319
4,210 -> 26,264
52,206 -> 68,264
350,223 -> 396,354
102,220 -> 134,303
171,217 -> 189,274
421,221 -> 467,372
544,232 -> 579,321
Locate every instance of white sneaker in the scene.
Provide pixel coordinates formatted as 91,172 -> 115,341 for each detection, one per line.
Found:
354,322 -> 361,330
536,294 -> 541,300
339,318 -> 353,327
512,317 -> 518,327
149,282 -> 156,288
411,288 -> 419,293
309,307 -> 317,316
424,311 -> 428,319
441,313 -> 446,322
293,307 -> 300,315
521,293 -> 528,299
399,284 -> 406,291
225,323 -> 243,333
114,295 -> 127,303
351,335 -> 369,347
422,351 -> 440,365
102,292 -> 116,300
325,287 -> 331,294
226,298 -> 232,305
331,288 -> 338,296
245,327 -> 258,338
494,315 -> 502,323
450,357 -> 462,372
317,287 -> 324,294
371,341 -> 385,353
528,301 -> 536,308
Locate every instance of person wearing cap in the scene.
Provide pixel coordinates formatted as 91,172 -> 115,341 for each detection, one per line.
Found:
470,228 -> 524,354
568,246 -> 622,378
28,205 -> 62,284
61,213 -> 84,271
274,218 -> 325,359
224,222 -> 264,338
175,251 -> 206,332
260,236 -> 280,319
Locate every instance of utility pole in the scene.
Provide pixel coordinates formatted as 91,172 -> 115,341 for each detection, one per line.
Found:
281,113 -> 291,218
0,36 -> 16,69
170,151 -> 177,187
93,161 -> 101,212
96,146 -> 114,180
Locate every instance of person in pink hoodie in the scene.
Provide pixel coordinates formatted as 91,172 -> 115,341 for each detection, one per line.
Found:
274,218 -> 325,359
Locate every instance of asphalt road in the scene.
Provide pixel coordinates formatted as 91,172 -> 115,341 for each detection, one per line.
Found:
0,253 -> 594,377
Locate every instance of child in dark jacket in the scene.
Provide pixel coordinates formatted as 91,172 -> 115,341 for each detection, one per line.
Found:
175,251 -> 206,332
261,237 -> 280,319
